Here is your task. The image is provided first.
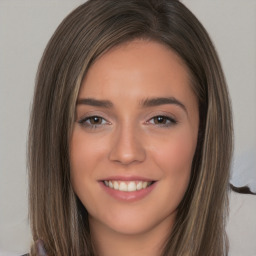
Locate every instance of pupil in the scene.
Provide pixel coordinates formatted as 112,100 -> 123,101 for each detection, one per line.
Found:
155,116 -> 165,124
91,116 -> 101,124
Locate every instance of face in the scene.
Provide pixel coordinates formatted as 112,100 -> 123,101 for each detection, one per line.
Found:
70,40 -> 199,237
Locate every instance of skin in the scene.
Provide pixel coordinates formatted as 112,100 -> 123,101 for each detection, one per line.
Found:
70,40 -> 199,256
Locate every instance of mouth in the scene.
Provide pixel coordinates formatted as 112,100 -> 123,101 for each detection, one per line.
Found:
102,180 -> 155,192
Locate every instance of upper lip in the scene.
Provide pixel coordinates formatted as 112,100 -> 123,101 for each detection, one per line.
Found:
99,176 -> 156,182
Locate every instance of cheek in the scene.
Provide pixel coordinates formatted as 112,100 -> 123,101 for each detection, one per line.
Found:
151,129 -> 197,186
70,130 -> 89,177
69,128 -> 108,214
70,128 -> 100,194
70,128 -> 106,173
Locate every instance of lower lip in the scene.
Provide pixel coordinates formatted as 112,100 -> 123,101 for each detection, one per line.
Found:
99,181 -> 157,202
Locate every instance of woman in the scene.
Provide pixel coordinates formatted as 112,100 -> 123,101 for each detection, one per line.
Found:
28,0 -> 233,255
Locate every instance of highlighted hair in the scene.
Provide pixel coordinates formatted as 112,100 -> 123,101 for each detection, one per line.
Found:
28,0 -> 233,255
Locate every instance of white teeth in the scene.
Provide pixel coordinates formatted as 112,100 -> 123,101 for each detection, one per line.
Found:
142,182 -> 148,189
127,181 -> 137,191
104,180 -> 152,192
136,181 -> 142,190
113,181 -> 119,190
109,181 -> 114,188
119,182 -> 127,191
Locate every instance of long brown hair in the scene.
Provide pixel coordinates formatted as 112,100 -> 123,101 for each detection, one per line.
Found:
28,0 -> 233,255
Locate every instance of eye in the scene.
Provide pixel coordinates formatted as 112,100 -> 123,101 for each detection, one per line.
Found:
86,116 -> 104,125
78,115 -> 109,128
148,115 -> 177,127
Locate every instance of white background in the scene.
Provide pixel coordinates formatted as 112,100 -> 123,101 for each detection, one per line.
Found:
0,0 -> 255,255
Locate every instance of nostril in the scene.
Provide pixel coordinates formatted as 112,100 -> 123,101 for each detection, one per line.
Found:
108,130 -> 146,164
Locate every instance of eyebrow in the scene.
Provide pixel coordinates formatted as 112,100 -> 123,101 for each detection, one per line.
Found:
76,96 -> 187,114
77,98 -> 113,108
140,97 -> 187,114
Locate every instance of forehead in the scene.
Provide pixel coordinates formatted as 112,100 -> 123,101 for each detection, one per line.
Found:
79,39 -> 196,105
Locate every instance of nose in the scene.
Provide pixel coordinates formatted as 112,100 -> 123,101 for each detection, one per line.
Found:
108,123 -> 146,165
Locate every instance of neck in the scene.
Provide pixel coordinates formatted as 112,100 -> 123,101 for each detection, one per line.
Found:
89,216 -> 173,256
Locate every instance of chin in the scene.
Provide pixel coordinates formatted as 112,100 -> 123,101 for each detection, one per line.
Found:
89,205 -> 176,237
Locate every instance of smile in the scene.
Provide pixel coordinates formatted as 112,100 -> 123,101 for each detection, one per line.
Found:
103,180 -> 154,192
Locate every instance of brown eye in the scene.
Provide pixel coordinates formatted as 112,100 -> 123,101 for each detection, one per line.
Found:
89,116 -> 103,124
153,116 -> 168,124
148,115 -> 177,127
78,115 -> 109,129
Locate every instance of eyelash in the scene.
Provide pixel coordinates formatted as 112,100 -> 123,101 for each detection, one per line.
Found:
78,115 -> 177,129
78,116 -> 110,129
146,115 -> 177,127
